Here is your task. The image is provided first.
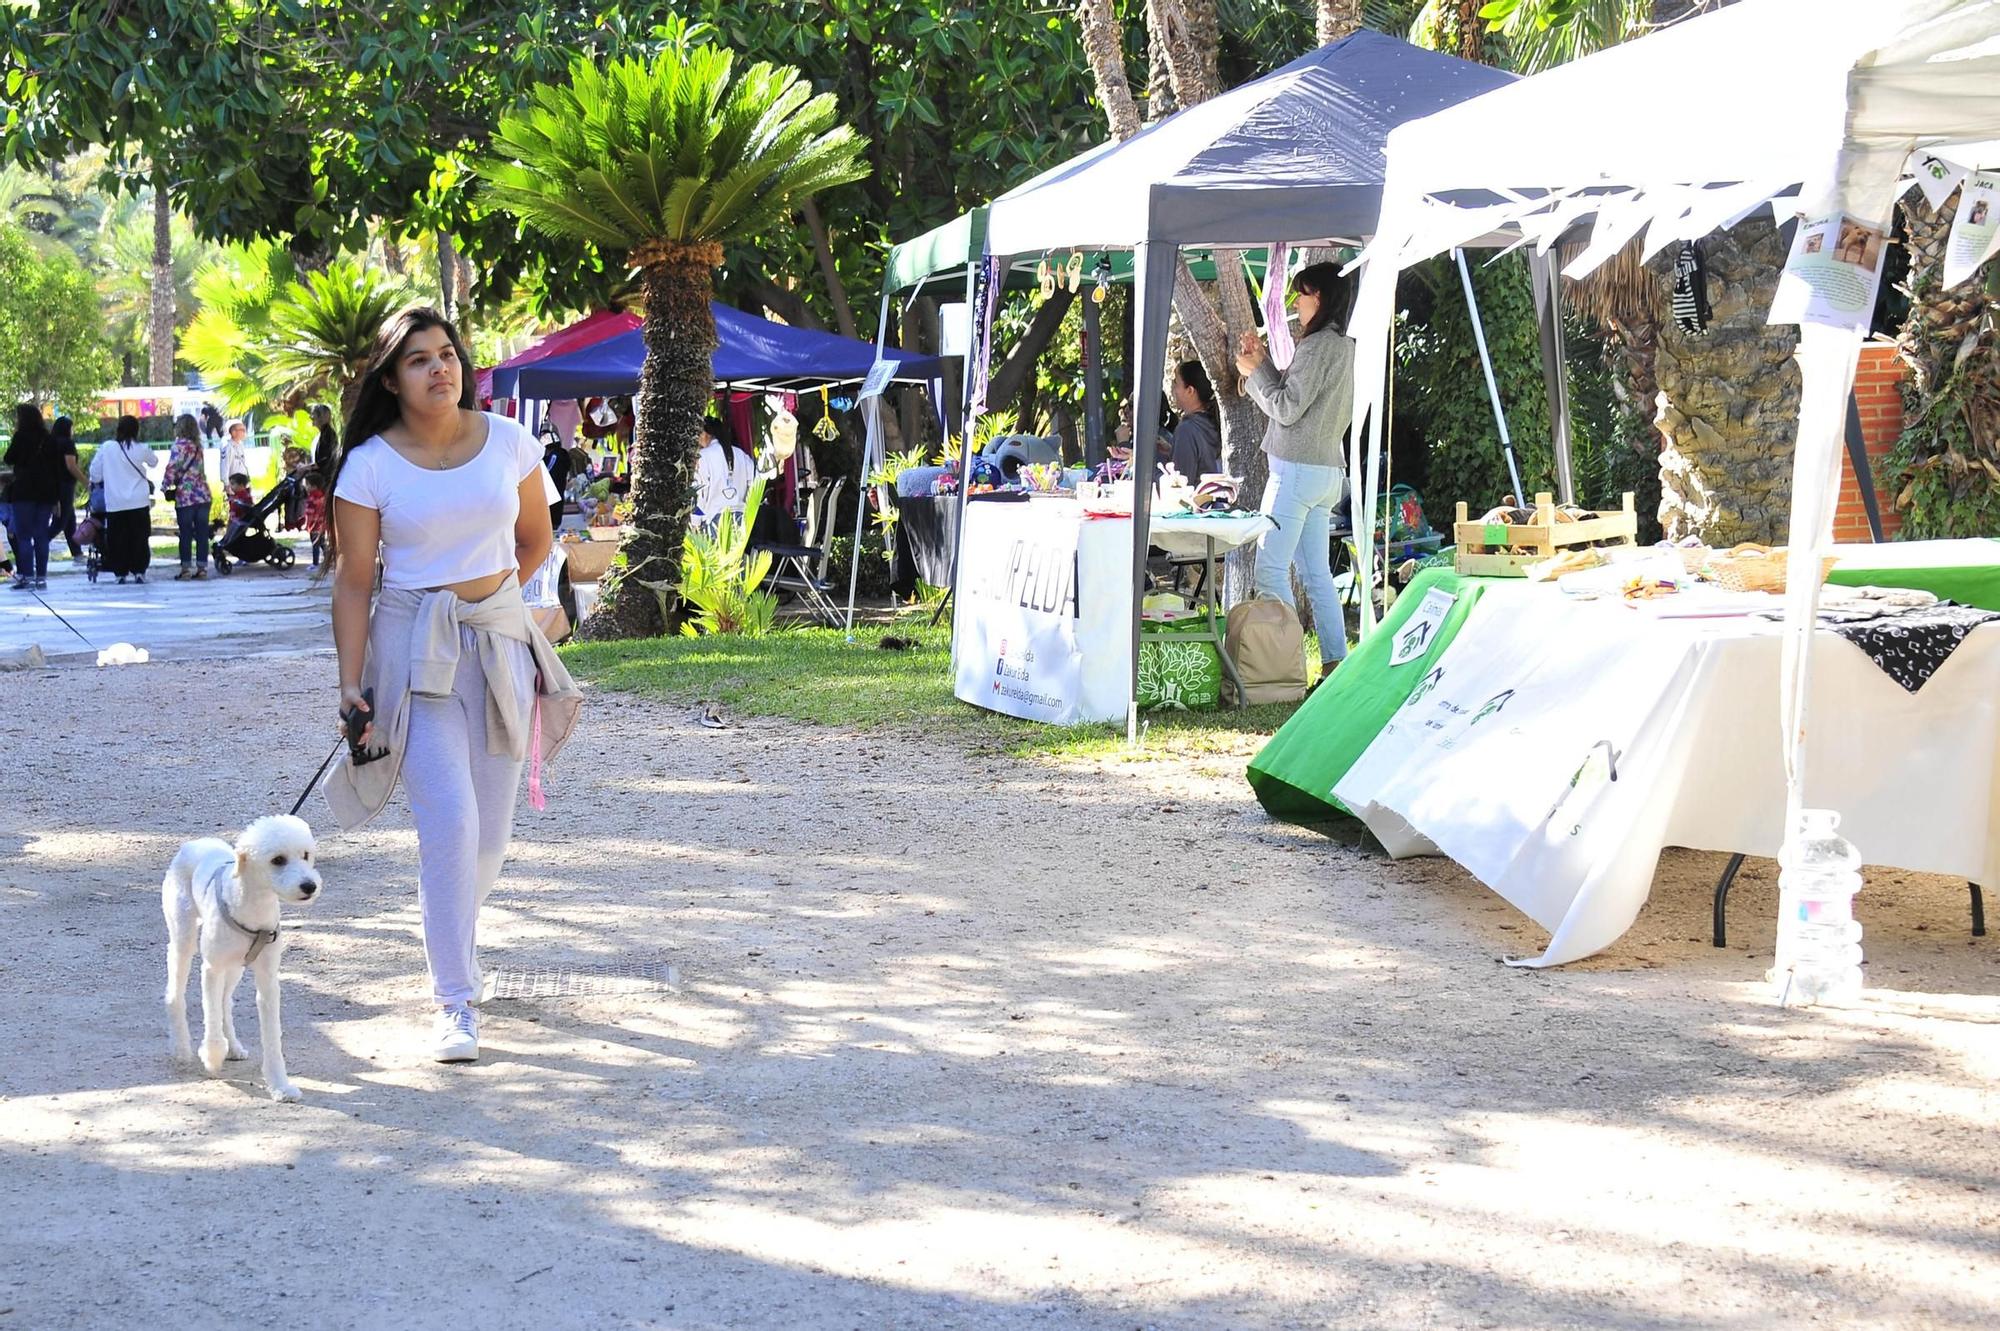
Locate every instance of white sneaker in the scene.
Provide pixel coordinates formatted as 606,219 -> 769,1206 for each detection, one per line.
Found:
433,1005 -> 479,1063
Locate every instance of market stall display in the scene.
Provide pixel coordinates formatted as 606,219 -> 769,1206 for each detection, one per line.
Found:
1452,492 -> 1637,577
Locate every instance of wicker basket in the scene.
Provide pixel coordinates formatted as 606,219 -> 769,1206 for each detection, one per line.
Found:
1674,545 -> 1713,578
1704,546 -> 1836,594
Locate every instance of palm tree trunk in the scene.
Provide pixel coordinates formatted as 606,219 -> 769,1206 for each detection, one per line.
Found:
1315,1 -> 1362,43
1654,217 -> 1801,544
579,244 -> 721,640
148,183 -> 174,385
436,231 -> 458,323
1890,188 -> 2000,534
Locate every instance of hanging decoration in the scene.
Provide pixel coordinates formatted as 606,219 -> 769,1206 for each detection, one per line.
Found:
1091,259 -> 1112,305
814,385 -> 839,441
1037,257 -> 1056,300
1065,250 -> 1085,293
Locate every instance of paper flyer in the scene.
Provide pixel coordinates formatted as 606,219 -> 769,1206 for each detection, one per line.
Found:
1389,587 -> 1457,667
1909,153 -> 1968,211
1943,171 -> 2000,289
1767,212 -> 1888,331
855,356 -> 896,401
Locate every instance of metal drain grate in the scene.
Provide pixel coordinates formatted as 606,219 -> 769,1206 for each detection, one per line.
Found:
483,959 -> 683,1000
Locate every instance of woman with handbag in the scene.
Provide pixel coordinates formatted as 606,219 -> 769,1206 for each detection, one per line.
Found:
326,306 -> 582,1064
89,415 -> 159,583
161,413 -> 213,579
1235,261 -> 1357,682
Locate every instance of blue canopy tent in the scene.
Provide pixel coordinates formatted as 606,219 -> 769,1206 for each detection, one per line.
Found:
489,301 -> 945,398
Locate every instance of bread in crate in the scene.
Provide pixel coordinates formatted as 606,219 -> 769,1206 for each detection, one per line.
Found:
1453,491 -> 1638,577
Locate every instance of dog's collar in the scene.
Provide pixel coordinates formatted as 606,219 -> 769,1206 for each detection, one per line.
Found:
220,908 -> 280,964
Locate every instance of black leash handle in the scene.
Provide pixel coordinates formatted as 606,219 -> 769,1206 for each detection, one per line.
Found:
289,688 -> 382,817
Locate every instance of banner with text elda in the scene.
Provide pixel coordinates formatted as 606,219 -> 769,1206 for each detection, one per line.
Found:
953,502 -> 1086,723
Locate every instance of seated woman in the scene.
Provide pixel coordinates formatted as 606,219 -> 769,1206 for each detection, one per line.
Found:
692,415 -> 757,527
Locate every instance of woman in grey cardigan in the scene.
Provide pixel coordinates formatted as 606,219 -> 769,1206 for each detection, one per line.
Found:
1235,262 -> 1356,677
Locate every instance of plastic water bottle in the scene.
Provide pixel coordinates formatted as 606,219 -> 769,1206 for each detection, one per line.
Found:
1771,809 -> 1865,1006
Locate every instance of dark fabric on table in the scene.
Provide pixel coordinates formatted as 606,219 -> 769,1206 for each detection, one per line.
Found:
1824,602 -> 2000,693
889,492 -> 960,593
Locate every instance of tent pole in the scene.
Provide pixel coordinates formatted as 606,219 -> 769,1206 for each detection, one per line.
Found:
944,257 -> 994,635
1454,248 -> 1526,502
844,289 -> 898,638
1530,249 -> 1575,504
1082,278 -> 1107,467
1127,242 -> 1175,746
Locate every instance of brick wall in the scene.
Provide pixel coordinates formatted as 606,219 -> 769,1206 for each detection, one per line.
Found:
1833,344 -> 1904,544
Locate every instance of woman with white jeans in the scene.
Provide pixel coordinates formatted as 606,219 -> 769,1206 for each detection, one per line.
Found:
1235,262 -> 1357,681
326,307 -> 583,1064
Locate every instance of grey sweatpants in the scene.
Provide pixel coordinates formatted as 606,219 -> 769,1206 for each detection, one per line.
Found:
402,627 -> 534,1007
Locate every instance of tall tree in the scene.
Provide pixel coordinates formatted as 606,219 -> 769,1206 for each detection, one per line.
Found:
0,220 -> 115,411
1316,1 -> 1364,42
485,46 -> 869,640
148,180 -> 174,384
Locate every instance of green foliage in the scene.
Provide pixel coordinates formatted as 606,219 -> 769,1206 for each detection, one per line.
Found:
1394,252 -> 1651,518
186,247 -> 406,414
1886,389 -> 2000,538
824,531 -> 893,600
677,476 -> 779,636
1474,0 -> 1650,73
483,45 -> 870,259
0,220 -> 113,414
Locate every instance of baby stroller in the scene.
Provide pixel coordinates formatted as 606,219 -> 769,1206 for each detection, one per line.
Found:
213,475 -> 301,574
78,483 -> 106,583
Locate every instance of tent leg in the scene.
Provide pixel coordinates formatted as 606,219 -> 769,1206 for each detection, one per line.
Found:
1126,242 -> 1176,747
1844,391 -> 1885,544
1082,283 -> 1107,468
1531,250 -> 1575,505
1712,852 -> 1748,948
1971,882 -> 1987,938
1455,248 -> 1525,503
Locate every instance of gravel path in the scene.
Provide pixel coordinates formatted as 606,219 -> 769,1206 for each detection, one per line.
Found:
1,652 -> 1993,1329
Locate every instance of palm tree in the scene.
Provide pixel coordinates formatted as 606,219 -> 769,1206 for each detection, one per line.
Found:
482,45 -> 869,640
184,248 -> 406,416
149,182 -> 175,385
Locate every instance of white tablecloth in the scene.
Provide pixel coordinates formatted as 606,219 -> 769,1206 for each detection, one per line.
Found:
1334,583 -> 2000,965
951,501 -> 1272,724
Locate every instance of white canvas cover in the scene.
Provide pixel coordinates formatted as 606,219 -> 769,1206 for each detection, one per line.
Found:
1345,0 -> 2000,838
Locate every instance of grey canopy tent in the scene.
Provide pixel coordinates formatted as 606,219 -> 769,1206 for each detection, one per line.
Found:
978,30 -> 1521,740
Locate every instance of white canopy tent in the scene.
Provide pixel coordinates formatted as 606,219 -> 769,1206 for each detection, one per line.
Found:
982,31 -> 1517,740
1346,0 -> 2000,841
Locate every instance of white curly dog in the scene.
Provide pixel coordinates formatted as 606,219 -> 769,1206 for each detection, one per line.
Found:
163,815 -> 322,1102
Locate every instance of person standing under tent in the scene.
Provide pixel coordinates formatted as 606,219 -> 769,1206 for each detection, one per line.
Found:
90,414 -> 158,584
1235,261 -> 1356,682
693,415 -> 757,527
540,423 -> 572,532
1167,361 -> 1221,481
326,305 -> 581,1064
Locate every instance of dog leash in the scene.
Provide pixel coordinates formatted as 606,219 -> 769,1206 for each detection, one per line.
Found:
25,586 -> 98,650
288,740 -> 345,818
288,689 -> 382,817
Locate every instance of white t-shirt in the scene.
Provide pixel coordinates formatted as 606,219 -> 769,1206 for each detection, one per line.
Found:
334,412 -> 558,590
695,440 -> 757,519
91,440 -> 159,513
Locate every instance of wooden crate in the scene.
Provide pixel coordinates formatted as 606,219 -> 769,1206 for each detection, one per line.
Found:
1453,491 -> 1638,577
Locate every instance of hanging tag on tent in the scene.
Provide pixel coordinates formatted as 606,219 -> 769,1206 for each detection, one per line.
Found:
1943,172 -> 2000,288
1767,212 -> 1889,331
1066,251 -> 1085,293
814,385 -> 839,440
1091,260 -> 1110,305
856,357 -> 895,402
1037,258 -> 1055,300
1910,153 -> 1969,212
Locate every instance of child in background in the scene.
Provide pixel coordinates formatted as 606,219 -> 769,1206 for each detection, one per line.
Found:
227,472 -> 255,522
301,471 -> 328,569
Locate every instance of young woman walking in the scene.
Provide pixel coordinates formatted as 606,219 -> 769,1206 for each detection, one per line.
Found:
1235,262 -> 1357,681
325,306 -> 583,1063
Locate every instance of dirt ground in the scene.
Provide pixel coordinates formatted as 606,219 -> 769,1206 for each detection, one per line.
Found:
2,652 -> 1995,1330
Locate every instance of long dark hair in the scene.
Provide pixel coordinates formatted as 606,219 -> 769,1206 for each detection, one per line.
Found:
115,415 -> 140,444
13,402 -> 48,450
325,305 -> 477,570
51,415 -> 74,447
1174,359 -> 1215,413
1291,262 -> 1351,339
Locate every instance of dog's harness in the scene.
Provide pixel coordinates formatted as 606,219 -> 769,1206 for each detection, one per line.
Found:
220,909 -> 280,964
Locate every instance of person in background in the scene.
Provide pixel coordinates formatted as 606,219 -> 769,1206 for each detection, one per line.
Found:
539,424 -> 572,533
311,403 -> 339,475
50,416 -> 86,561
301,471 -> 329,569
227,472 -> 255,520
162,413 -> 213,580
89,413 -> 158,584
1236,260 -> 1357,683
219,419 -> 250,489
199,402 -> 225,445
693,415 -> 756,527
1168,360 -> 1222,481
6,403 -> 86,590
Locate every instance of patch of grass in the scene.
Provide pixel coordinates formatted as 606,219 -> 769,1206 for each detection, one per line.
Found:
560,619 -> 1312,764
